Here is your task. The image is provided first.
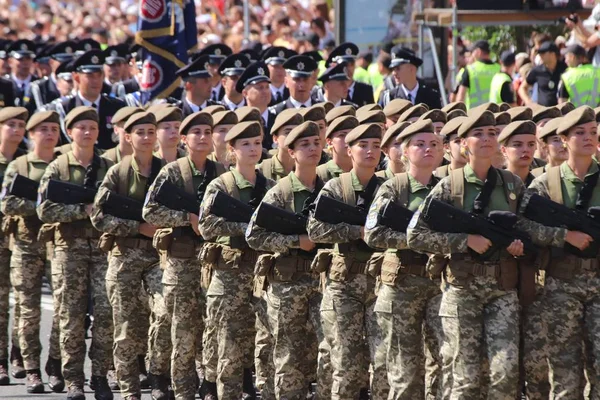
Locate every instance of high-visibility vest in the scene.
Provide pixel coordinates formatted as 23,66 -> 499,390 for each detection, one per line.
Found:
465,61 -> 500,109
489,72 -> 513,104
561,64 -> 600,108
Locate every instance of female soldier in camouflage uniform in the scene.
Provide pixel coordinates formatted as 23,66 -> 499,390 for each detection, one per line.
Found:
1,111 -> 61,393
316,116 -> 357,183
307,123 -> 389,399
91,111 -> 170,400
0,107 -> 27,385
246,121 -> 330,399
143,111 -> 226,400
531,117 -> 568,178
154,104 -> 186,163
198,121 -> 275,399
37,106 -> 114,400
365,119 -> 441,399
406,109 -> 581,398
376,121 -> 410,180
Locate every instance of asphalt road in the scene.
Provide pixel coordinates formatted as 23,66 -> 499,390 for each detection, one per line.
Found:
0,285 -> 157,399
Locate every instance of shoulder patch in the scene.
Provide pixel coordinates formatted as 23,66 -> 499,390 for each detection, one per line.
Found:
408,209 -> 420,230
365,210 -> 378,230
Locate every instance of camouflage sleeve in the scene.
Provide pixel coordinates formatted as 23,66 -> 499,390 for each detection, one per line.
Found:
198,177 -> 248,240
245,185 -> 301,253
0,161 -> 37,217
36,160 -> 89,223
517,173 -> 567,248
142,163 -> 189,227
90,164 -> 140,237
364,179 -> 407,250
307,178 -> 362,244
406,177 -> 468,255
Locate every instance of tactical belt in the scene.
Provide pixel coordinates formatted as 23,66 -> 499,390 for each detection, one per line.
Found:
115,237 -> 153,250
449,255 -> 501,279
241,249 -> 259,264
347,261 -> 368,275
548,255 -> 599,280
60,221 -> 101,239
381,252 -> 428,285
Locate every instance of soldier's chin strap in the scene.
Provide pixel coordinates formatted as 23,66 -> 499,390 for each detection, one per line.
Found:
472,166 -> 497,215
576,169 -> 600,211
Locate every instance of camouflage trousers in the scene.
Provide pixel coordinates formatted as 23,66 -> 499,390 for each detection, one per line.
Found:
0,242 -> 18,360
106,246 -> 170,398
253,278 -> 275,400
206,263 -> 255,399
439,276 -> 519,400
375,275 -> 441,399
163,255 -> 205,400
522,294 -> 550,400
424,293 -> 443,400
321,273 -> 389,400
10,241 -> 58,370
544,271 -> 600,399
267,272 -> 330,400
48,243 -> 62,363
54,238 -> 113,388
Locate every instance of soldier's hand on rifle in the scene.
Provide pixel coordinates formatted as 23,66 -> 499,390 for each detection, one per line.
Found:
139,223 -> 157,238
467,234 -> 492,254
189,213 -> 201,236
299,235 -> 316,252
506,239 -> 524,257
565,230 -> 593,251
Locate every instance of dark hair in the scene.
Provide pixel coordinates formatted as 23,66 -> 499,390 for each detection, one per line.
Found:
311,17 -> 326,32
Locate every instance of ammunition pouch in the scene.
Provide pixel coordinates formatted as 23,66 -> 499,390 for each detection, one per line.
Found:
1,217 -> 17,237
37,223 -> 58,243
427,254 -> 448,280
153,227 -> 201,259
98,233 -> 115,253
215,246 -> 258,271
254,253 -> 277,277
328,253 -> 367,282
57,220 -> 101,241
366,252 -> 385,278
200,242 -> 223,269
311,249 -> 333,273
380,250 -> 429,286
447,254 -> 518,290
269,254 -> 313,283
547,253 -> 600,280
15,216 -> 43,243
114,236 -> 153,250
253,275 -> 269,299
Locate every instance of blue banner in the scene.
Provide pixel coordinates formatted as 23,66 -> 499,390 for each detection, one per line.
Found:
135,0 -> 197,101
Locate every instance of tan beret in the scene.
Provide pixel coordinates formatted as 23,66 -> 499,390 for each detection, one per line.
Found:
146,103 -> 172,115
538,117 -> 563,140
557,106 -> 595,135
326,115 -> 358,138
301,104 -> 326,122
235,106 -> 262,123
397,119 -> 435,143
0,107 -> 28,123
498,120 -> 537,144
272,109 -> 303,136
284,121 -> 320,148
447,109 -> 467,121
558,102 -> 575,116
441,101 -> 467,113
64,106 -> 98,129
457,109 -> 496,138
180,112 -> 213,135
112,106 -> 144,125
382,121 -> 411,147
203,104 -> 227,115
468,102 -> 500,115
419,109 -> 446,124
398,104 -> 428,123
532,106 -> 561,124
383,99 -> 412,118
26,111 -> 60,131
225,121 -> 262,142
154,107 -> 183,124
356,104 -> 382,116
124,111 -> 157,133
498,102 -> 511,112
325,105 -> 355,124
212,110 -> 238,127
507,106 -> 533,122
357,110 -> 386,125
345,123 -> 383,145
314,101 -> 334,114
494,112 -> 511,126
440,116 -> 467,138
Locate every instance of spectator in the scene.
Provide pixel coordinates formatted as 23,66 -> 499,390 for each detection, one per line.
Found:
518,41 -> 567,107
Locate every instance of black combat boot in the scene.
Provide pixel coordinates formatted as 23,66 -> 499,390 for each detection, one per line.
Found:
0,359 -> 9,385
242,368 -> 256,399
138,355 -> 150,389
200,379 -> 218,400
25,368 -> 44,393
45,356 -> 65,392
150,373 -> 169,400
90,375 -> 114,400
10,346 -> 25,379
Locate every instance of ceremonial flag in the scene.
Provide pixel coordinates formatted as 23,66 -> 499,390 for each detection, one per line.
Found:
135,0 -> 198,101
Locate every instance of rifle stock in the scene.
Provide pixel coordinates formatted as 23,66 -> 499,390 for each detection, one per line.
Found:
155,180 -> 200,215
103,191 -> 144,222
210,190 -> 253,223
46,179 -> 97,205
313,194 -> 367,226
9,174 -> 40,202
379,199 -> 414,232
254,202 -> 308,235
